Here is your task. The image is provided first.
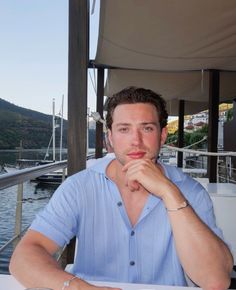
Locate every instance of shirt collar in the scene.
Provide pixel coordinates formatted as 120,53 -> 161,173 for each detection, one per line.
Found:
88,155 -> 115,175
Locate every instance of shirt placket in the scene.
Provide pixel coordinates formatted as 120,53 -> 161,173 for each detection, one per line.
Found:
108,179 -> 161,282
128,227 -> 138,282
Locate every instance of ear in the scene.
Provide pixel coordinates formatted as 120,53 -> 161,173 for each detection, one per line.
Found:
160,126 -> 168,146
107,129 -> 113,148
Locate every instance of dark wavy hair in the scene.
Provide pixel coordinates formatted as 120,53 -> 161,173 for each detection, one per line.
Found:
105,87 -> 168,130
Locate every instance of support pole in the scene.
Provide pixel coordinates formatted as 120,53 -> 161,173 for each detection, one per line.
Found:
95,68 -> 105,158
14,183 -> 23,248
67,0 -> 89,265
68,0 -> 89,175
177,100 -> 185,168
208,70 -> 219,182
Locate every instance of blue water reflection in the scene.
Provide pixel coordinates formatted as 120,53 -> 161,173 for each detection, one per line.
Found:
0,181 -> 57,274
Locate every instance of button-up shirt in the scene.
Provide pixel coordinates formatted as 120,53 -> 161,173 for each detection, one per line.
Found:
30,157 -> 223,286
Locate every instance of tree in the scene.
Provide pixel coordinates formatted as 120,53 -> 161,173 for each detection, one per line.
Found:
226,108 -> 233,122
167,124 -> 208,149
166,132 -> 178,145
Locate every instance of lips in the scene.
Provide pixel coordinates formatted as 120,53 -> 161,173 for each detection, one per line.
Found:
127,151 -> 146,159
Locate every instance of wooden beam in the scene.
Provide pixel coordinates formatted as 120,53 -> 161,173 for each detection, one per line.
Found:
208,70 -> 219,182
177,100 -> 185,168
67,0 -> 89,264
68,0 -> 89,176
95,68 -> 104,158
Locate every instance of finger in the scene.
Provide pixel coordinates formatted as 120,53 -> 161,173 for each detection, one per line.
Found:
124,165 -> 146,190
122,159 -> 143,172
124,167 -> 140,187
127,180 -> 140,191
122,162 -> 135,172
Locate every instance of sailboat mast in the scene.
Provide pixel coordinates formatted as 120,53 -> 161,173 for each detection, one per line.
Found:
52,98 -> 56,161
59,95 -> 64,161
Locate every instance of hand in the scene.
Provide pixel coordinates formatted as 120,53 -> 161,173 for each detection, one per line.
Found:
122,159 -> 174,198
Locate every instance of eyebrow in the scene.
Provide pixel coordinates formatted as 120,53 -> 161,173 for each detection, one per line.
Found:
115,122 -> 158,127
141,122 -> 158,126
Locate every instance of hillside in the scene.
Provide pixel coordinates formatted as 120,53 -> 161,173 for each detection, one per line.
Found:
0,98 -> 53,123
0,98 -> 68,149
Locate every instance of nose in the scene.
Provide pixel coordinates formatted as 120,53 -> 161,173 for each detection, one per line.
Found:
131,129 -> 143,146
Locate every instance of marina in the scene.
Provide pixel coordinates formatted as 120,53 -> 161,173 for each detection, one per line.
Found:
0,148 -> 99,274
0,180 -> 55,274
0,149 -> 65,274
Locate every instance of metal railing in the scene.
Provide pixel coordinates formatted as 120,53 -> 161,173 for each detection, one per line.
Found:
0,160 -> 67,255
0,160 -> 67,190
160,145 -> 236,183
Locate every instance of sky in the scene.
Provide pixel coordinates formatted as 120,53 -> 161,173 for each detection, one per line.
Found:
0,0 -> 99,118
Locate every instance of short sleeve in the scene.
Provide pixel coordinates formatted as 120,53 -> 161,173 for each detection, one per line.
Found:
30,177 -> 81,247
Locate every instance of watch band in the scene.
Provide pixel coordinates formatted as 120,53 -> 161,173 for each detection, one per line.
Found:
166,200 -> 189,211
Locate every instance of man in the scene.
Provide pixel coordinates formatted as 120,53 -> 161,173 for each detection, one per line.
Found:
10,87 -> 233,290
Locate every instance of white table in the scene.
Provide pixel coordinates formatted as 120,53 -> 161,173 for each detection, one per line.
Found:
0,274 -> 197,290
0,275 -> 24,290
206,183 -> 236,196
196,182 -> 236,196
196,183 -> 236,263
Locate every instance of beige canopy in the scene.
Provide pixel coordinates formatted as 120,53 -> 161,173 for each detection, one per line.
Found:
104,70 -> 236,115
95,0 -> 236,71
95,0 -> 236,115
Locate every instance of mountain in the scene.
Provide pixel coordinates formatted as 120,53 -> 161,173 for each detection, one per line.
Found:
0,98 -> 68,149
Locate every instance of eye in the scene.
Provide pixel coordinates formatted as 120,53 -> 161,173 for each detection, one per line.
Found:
118,127 -> 129,133
143,126 -> 154,132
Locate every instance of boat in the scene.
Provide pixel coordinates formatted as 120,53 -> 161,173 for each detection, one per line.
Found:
34,169 -> 66,185
3,159 -> 54,173
33,96 -> 67,185
3,164 -> 20,173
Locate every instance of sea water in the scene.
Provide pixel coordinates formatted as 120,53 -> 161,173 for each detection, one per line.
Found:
0,180 -> 56,274
0,149 -> 62,274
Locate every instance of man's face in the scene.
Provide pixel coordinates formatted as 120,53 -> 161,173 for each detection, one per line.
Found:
108,103 -> 167,166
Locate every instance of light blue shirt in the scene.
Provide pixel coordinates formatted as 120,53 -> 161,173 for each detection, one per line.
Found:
30,157 -> 223,286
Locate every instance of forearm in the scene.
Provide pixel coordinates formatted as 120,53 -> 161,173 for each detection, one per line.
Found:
163,188 -> 233,289
10,243 -> 80,290
10,243 -> 121,290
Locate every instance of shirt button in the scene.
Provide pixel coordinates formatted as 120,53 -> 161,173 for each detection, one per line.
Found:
130,261 -> 135,266
117,201 -> 122,207
131,230 -> 135,236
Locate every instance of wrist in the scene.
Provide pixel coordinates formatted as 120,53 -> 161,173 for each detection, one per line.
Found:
70,277 -> 93,290
161,183 -> 186,208
62,276 -> 80,290
166,199 -> 189,212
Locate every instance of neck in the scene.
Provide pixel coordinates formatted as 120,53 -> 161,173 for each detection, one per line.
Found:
106,159 -> 149,227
